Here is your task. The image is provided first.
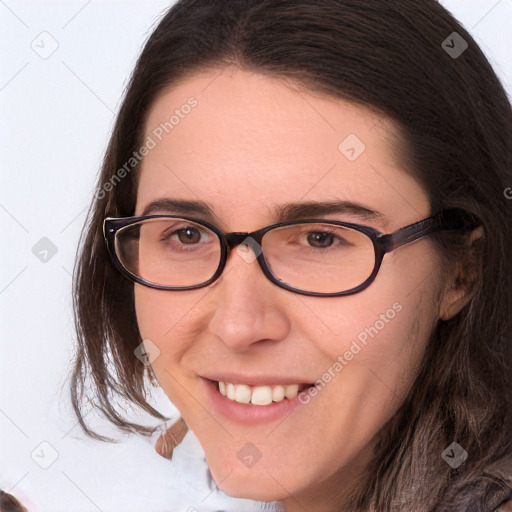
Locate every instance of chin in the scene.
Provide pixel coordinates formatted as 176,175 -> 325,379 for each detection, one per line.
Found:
208,459 -> 290,502
218,478 -> 285,502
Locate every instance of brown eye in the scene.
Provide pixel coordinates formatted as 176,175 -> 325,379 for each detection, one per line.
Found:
175,227 -> 202,244
307,231 -> 335,248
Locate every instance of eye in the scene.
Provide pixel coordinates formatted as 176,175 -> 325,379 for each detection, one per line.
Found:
158,224 -> 212,248
302,227 -> 353,249
172,227 -> 203,244
307,231 -> 335,248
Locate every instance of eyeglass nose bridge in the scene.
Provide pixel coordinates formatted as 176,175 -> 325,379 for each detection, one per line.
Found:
217,231 -> 277,289
222,231 -> 265,253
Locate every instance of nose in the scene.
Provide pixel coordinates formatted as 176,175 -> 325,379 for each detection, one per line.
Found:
207,242 -> 290,352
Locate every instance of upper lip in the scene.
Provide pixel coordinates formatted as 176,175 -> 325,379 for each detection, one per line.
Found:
201,373 -> 314,387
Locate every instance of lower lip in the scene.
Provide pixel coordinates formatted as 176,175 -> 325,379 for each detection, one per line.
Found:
201,378 -> 309,425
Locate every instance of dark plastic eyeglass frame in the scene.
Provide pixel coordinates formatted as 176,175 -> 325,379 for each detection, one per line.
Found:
103,208 -> 480,297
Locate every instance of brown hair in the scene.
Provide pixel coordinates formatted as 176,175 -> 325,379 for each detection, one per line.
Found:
0,491 -> 27,512
70,0 -> 512,510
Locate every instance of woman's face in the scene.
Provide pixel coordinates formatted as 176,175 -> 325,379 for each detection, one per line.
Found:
134,68 -> 447,509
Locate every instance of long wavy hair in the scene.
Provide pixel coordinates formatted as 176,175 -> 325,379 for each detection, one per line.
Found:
70,1 -> 512,510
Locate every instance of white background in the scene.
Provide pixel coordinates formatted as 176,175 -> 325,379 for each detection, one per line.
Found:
1,1 -> 511,511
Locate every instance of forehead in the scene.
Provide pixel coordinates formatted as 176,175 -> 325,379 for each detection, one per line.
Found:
136,67 -> 429,231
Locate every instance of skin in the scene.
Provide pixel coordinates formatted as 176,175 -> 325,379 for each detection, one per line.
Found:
133,67 -> 467,511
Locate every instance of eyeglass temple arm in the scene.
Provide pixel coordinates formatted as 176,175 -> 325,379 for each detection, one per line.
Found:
381,209 -> 482,252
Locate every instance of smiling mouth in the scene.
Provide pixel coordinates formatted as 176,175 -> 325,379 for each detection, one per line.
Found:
208,379 -> 314,406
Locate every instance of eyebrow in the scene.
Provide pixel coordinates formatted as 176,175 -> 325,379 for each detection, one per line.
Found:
140,198 -> 385,226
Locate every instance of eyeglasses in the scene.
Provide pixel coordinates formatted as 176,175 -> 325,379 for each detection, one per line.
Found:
103,208 -> 480,297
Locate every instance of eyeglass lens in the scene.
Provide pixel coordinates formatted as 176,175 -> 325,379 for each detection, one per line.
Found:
114,218 -> 376,293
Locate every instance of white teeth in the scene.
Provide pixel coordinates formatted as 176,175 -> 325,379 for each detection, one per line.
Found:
226,382 -> 236,400
272,385 -> 285,402
217,381 -> 306,406
250,386 -> 273,405
285,384 -> 299,398
235,384 -> 252,404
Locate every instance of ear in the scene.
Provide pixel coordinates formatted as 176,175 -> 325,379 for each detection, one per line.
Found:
438,226 -> 484,321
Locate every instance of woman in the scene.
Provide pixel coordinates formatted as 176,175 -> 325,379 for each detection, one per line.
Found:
70,0 -> 512,510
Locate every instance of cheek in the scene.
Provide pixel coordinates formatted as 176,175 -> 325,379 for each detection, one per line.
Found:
134,286 -> 169,341
306,244 -> 442,402
134,285 -> 208,414
304,287 -> 435,370
134,284 -> 204,337
134,285 -> 201,372
299,286 -> 440,476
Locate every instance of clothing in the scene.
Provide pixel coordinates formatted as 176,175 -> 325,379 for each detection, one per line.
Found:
496,499 -> 512,511
495,487 -> 512,512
